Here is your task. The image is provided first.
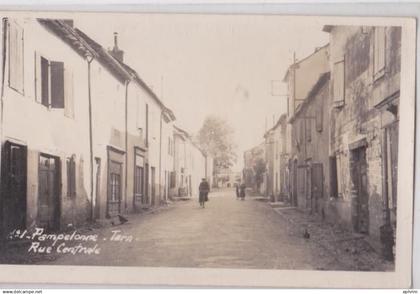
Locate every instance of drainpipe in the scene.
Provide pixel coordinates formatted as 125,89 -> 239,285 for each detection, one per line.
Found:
124,79 -> 130,211
87,55 -> 95,221
159,110 -> 163,203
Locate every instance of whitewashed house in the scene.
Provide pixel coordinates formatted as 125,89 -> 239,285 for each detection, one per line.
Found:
0,18 -> 94,235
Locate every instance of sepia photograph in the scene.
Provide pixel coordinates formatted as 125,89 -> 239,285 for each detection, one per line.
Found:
0,10 -> 415,288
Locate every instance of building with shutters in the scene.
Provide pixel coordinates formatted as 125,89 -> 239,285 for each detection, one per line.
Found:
0,18 -> 94,234
323,25 -> 401,260
284,45 -> 330,208
0,18 -> 178,236
42,20 -> 178,218
288,72 -> 330,214
118,61 -> 176,210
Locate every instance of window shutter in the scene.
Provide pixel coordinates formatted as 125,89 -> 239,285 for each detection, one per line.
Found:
333,60 -> 345,105
306,120 -> 311,142
34,51 -> 42,103
8,21 -> 24,93
299,120 -> 305,144
316,105 -> 323,132
374,27 -> 386,79
40,56 -> 49,107
51,61 -> 65,108
64,68 -> 74,117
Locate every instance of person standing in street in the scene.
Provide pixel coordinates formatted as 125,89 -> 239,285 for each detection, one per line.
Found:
240,182 -> 246,200
235,182 -> 240,200
199,178 -> 210,208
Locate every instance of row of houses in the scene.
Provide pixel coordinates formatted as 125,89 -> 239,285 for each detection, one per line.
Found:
247,25 -> 400,260
0,17 -> 212,237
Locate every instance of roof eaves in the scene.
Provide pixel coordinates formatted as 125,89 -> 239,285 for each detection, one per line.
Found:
323,25 -> 334,33
74,28 -> 131,83
118,62 -> 176,120
37,19 -> 97,59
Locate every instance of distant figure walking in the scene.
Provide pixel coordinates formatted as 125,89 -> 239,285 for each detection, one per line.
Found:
239,183 -> 246,200
199,178 -> 210,208
235,183 -> 240,200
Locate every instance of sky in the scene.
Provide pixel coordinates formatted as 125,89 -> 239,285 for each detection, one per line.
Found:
74,13 -> 329,172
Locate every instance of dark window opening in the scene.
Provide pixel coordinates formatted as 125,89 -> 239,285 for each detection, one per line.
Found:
330,156 -> 338,198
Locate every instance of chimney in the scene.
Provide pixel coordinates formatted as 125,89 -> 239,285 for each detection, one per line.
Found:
109,32 -> 124,63
114,32 -> 119,49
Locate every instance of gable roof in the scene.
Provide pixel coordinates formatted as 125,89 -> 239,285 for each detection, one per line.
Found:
74,28 -> 133,83
282,43 -> 329,82
37,19 -> 96,59
173,125 -> 190,139
38,19 -> 131,83
263,113 -> 287,138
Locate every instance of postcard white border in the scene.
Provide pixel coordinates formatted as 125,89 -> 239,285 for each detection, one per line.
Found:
0,11 -> 416,288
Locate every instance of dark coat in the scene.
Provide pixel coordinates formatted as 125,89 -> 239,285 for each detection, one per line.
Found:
199,181 -> 210,202
240,183 -> 246,198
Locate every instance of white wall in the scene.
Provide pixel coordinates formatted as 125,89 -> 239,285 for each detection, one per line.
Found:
2,18 -> 91,226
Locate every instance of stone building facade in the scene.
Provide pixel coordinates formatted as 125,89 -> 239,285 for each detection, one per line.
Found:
323,25 -> 400,259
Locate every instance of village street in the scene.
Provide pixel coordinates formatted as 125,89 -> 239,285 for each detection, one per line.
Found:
28,189 -> 389,271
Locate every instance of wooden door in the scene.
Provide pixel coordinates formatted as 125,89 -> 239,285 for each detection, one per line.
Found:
143,163 -> 149,205
38,154 -> 60,231
297,165 -> 306,208
352,147 -> 369,234
292,160 -> 298,207
151,167 -> 156,205
2,142 -> 27,235
311,163 -> 323,214
107,160 -> 122,217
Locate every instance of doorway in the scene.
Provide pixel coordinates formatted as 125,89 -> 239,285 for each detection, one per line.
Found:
291,159 -> 298,207
38,154 -> 60,231
107,160 -> 122,218
351,146 -> 369,234
311,163 -> 323,214
1,142 -> 27,235
151,166 -> 156,206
